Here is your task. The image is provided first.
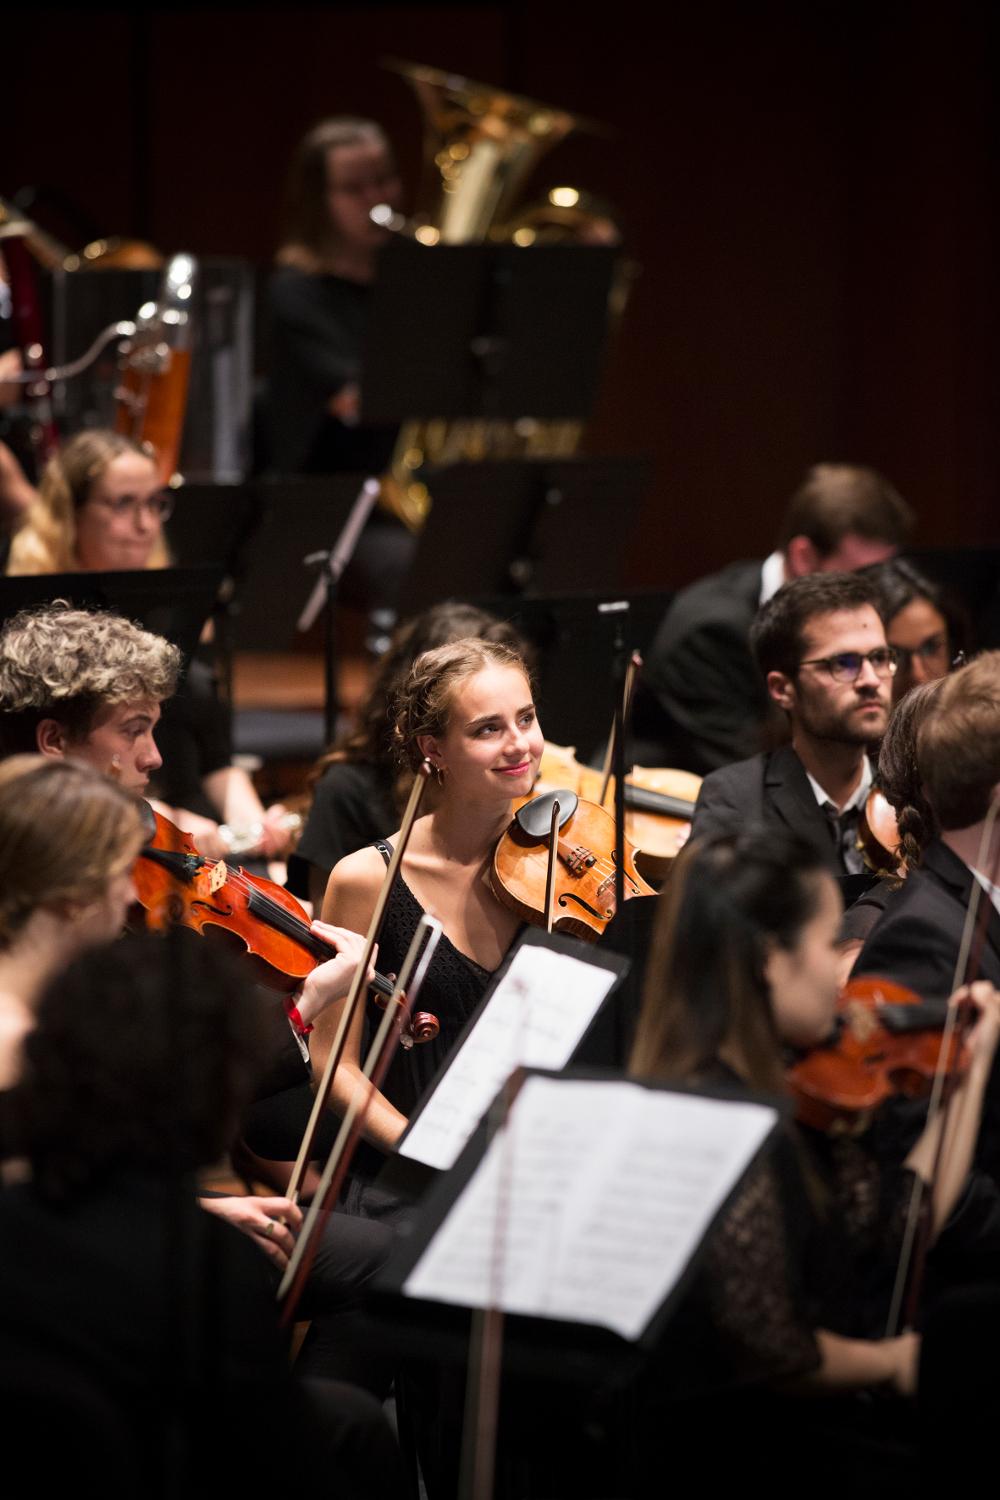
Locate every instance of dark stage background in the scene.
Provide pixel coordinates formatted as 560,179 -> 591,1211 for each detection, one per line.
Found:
6,1 -> 999,589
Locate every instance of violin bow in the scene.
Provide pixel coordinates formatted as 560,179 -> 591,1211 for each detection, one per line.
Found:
597,650 -> 642,811
544,798 -> 561,934
278,914 -> 443,1316
285,761 -> 432,1204
886,791 -> 1000,1335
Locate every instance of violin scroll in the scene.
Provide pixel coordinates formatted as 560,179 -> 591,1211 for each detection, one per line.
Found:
371,973 -> 440,1046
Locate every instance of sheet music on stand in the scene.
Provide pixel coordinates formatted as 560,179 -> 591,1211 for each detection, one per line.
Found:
376,1069 -> 782,1369
394,929 -> 628,1177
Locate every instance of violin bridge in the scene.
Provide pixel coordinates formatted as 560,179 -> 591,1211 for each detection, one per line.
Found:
208,859 -> 228,894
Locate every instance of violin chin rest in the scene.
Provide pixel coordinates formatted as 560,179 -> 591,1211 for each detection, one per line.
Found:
515,788 -> 579,839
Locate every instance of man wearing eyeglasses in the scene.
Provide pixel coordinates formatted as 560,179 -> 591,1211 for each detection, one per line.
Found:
635,463 -> 912,777
690,572 -> 895,875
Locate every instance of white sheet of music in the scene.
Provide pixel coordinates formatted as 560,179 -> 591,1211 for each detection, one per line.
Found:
399,944 -> 619,1172
403,1075 -> 778,1341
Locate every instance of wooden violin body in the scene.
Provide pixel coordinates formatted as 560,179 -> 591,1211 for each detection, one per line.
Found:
133,807 -> 398,1003
491,788 -> 655,942
786,976 -> 965,1133
532,741 -> 700,882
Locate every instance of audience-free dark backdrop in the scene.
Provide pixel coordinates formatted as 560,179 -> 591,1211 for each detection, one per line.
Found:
7,1 -> 999,587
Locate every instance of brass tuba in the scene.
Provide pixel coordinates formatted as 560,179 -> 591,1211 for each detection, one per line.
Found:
375,60 -> 619,530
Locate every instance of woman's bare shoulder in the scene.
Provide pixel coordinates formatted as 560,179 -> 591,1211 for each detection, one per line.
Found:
329,843 -> 390,891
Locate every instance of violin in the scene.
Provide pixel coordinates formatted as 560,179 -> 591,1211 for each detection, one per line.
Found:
857,787 -> 903,876
532,741 -> 701,882
133,806 -> 439,1041
786,976 -> 967,1134
491,786 -> 655,942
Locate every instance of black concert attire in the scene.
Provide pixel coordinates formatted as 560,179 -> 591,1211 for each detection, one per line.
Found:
341,838 -> 496,1223
691,745 -> 872,877
263,267 -> 415,623
502,1072 -> 923,1498
286,759 -> 395,902
634,558 -> 777,776
265,269 -> 397,479
851,838 -> 1000,1184
0,1170 -> 403,1498
148,658 -> 232,825
851,839 -> 1000,1000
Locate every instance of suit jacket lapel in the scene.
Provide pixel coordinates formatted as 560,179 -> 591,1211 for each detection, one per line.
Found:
763,747 -> 837,865
924,840 -> 1000,983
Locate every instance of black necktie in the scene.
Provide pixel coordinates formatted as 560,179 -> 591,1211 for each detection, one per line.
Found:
822,802 -> 863,875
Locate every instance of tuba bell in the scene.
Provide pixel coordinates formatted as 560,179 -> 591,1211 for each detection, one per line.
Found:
374,59 -> 621,531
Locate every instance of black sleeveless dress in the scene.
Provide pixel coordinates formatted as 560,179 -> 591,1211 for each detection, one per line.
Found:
342,840 -> 497,1219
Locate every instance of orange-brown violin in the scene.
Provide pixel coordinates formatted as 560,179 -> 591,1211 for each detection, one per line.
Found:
130,807 -> 440,1024
490,787 -> 655,942
532,741 -> 700,882
786,975 -> 968,1133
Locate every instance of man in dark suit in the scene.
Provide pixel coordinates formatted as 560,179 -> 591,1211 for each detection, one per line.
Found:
635,463 -> 913,775
852,653 -> 1000,1180
691,572 -> 897,875
853,651 -> 1000,1000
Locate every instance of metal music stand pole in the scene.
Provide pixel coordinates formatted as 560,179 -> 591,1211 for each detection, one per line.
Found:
298,477 -> 381,746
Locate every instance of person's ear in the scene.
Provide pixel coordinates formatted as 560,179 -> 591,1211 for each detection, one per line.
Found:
416,734 -> 443,771
784,535 -> 822,578
767,670 -> 796,713
35,718 -> 69,759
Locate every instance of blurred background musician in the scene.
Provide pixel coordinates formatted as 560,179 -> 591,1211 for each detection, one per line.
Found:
5,429 -> 294,869
690,572 -> 894,876
867,555 -> 971,702
634,463 -> 914,776
263,117 -> 414,647
265,116 -> 402,480
0,439 -> 36,569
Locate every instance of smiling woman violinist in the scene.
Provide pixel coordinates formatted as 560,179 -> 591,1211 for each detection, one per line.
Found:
625,827 -> 1000,1490
317,636 -> 543,1218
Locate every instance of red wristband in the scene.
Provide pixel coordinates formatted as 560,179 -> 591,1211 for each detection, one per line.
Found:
284,994 -> 313,1035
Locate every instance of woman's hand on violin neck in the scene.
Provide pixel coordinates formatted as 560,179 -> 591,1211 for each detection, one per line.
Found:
296,922 -> 377,1027
953,981 -> 1000,1065
199,1194 -> 302,1271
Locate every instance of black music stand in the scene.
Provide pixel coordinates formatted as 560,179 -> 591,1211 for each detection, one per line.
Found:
362,242 -> 617,423
164,481 -> 263,705
461,589 -> 675,759
218,477 -> 408,763
370,1066 -> 785,1384
394,454 -> 652,617
0,566 -> 224,681
224,477 -> 393,653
